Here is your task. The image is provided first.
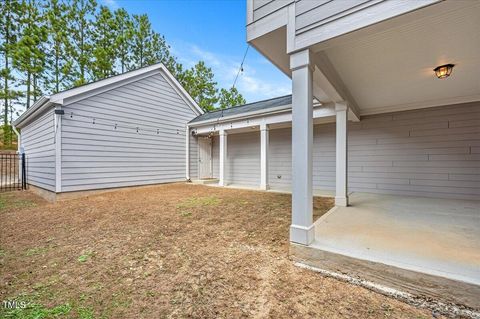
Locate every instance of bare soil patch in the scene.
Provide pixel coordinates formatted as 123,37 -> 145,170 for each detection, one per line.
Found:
1,184 -> 438,318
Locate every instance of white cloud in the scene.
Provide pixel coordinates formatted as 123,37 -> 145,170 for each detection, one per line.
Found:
172,42 -> 291,103
101,0 -> 119,9
237,73 -> 291,98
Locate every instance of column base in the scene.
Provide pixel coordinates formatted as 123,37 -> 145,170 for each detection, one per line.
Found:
335,196 -> 349,207
260,184 -> 270,191
290,224 -> 315,245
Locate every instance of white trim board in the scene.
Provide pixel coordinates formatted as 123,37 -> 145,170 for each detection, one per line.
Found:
359,94 -> 480,116
192,103 -> 339,135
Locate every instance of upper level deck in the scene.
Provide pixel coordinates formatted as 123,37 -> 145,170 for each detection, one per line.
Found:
247,0 -> 440,54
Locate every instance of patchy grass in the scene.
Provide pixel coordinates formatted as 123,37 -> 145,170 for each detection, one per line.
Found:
77,251 -> 94,263
25,247 -> 49,257
0,296 -> 98,319
0,192 -> 37,212
176,195 -> 221,209
77,306 -> 96,319
0,184 -> 438,318
1,302 -> 72,319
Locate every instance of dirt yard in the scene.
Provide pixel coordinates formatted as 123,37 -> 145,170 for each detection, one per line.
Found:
0,183 -> 439,318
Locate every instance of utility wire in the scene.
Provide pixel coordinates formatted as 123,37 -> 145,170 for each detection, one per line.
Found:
232,44 -> 250,89
65,112 -> 184,137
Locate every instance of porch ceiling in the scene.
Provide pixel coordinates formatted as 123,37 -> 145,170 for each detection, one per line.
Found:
249,1 -> 480,116
325,1 -> 480,115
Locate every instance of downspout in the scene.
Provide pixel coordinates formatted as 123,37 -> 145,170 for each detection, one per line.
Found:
12,124 -> 24,184
12,125 -> 22,154
54,106 -> 63,193
185,125 -> 191,182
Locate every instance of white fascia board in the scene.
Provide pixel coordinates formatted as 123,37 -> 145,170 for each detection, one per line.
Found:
192,103 -> 336,135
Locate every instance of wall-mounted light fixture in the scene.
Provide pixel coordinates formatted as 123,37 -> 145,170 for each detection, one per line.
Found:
434,64 -> 454,79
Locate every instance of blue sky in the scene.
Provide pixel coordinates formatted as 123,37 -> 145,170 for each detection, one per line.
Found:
101,0 -> 291,103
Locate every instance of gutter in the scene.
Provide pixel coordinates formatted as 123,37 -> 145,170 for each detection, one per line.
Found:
188,102 -> 323,127
189,104 -> 293,127
13,96 -> 52,129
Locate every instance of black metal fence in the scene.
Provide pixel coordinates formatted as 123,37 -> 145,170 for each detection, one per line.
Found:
0,153 -> 27,192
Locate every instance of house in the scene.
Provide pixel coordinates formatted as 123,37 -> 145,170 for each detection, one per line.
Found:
13,0 -> 480,310
13,63 -> 203,200
186,0 -> 480,310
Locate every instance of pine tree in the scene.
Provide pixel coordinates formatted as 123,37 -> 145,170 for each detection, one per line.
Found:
45,0 -> 72,93
92,5 -> 117,80
218,87 -> 246,109
68,0 -> 97,86
3,0 -> 237,124
114,8 -> 134,73
13,0 -> 48,109
170,62 -> 185,83
181,61 -> 218,111
131,14 -> 152,69
145,32 -> 171,66
0,0 -> 22,146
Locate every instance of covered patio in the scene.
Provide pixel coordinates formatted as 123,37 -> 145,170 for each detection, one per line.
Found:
293,192 -> 480,309
313,193 -> 480,286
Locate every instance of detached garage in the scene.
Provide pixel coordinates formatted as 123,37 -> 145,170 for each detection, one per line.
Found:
13,63 -> 203,200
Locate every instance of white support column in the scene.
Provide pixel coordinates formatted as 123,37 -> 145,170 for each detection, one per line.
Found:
290,49 -> 315,245
219,129 -> 227,186
260,123 -> 269,190
185,126 -> 190,181
335,102 -> 349,206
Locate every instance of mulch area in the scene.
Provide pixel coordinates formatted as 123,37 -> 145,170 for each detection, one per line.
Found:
0,183 -> 438,318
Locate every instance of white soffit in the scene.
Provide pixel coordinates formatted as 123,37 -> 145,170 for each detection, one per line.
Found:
325,1 -> 480,115
250,27 -> 290,76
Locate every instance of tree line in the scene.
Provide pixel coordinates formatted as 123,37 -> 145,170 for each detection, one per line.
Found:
0,0 -> 246,147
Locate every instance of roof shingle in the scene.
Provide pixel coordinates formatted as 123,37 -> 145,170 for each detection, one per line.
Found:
189,94 -> 292,124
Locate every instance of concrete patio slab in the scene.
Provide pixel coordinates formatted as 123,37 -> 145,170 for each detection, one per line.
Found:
311,193 -> 480,286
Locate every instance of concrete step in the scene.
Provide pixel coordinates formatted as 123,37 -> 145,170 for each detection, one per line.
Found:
191,178 -> 219,185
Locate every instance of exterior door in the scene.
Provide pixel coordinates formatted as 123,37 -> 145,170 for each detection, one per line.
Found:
198,137 -> 212,179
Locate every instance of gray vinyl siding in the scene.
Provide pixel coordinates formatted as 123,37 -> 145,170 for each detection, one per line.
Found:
268,126 -> 336,191
227,131 -> 261,186
346,102 -> 480,199
21,109 -> 56,191
61,72 -> 197,192
295,0 -> 382,34
252,0 -> 293,22
205,102 -> 480,200
209,132 -> 260,186
269,127 -> 291,189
